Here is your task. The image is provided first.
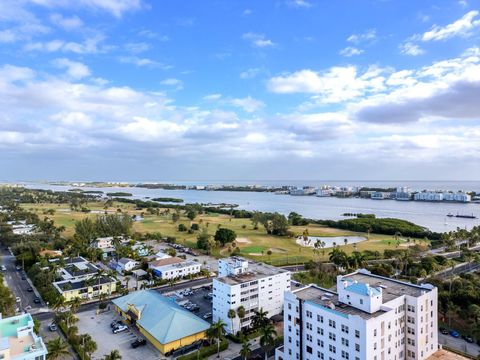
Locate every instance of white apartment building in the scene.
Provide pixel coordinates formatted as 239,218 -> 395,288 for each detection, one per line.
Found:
213,257 -> 291,334
443,192 -> 471,202
151,260 -> 201,280
275,269 -> 438,360
414,192 -> 444,202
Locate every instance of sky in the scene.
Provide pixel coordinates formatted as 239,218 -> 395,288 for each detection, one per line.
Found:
1,0 -> 480,182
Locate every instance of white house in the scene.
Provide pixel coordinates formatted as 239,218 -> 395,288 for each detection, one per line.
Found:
275,269 -> 438,360
213,257 -> 291,334
116,258 -> 139,274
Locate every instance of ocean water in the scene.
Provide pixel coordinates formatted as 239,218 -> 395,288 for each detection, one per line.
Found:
17,181 -> 480,233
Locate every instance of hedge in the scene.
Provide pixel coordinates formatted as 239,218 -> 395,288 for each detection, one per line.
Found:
177,339 -> 228,360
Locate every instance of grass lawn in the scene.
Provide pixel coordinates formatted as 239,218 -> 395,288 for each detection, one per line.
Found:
20,202 -> 428,264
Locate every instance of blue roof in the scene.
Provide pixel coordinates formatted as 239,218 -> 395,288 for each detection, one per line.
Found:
112,290 -> 210,344
345,282 -> 381,297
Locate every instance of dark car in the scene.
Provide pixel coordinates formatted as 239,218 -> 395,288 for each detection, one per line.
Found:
33,296 -> 41,304
27,287 -> 33,292
21,275 -> 26,280
131,339 -> 147,348
462,335 -> 474,343
439,327 -> 448,335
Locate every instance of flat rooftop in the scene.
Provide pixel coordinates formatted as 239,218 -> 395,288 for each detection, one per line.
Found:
427,349 -> 470,360
216,260 -> 289,286
294,270 -> 435,320
54,276 -> 114,291
0,314 -> 47,358
294,285 -> 386,320
341,271 -> 432,303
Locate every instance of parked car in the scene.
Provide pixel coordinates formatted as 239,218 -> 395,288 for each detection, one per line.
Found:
131,339 -> 147,348
439,327 -> 449,335
27,287 -> 33,292
113,324 -> 128,334
0,265 -> 6,271
202,312 -> 212,319
462,335 -> 474,343
15,297 -> 21,303
110,320 -> 120,328
21,275 -> 26,280
449,330 -> 460,338
49,323 -> 57,331
16,266 -> 22,271
33,296 -> 41,304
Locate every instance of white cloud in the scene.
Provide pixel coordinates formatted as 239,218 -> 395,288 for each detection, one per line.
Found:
53,58 -> 91,79
347,29 -> 377,44
240,68 -> 261,79
51,111 -> 92,127
160,78 -> 183,90
267,66 -> 387,104
242,9 -> 252,16
125,42 -> 150,53
242,32 -> 275,48
339,46 -> 364,57
25,35 -> 107,54
118,56 -> 170,69
50,13 -> 83,30
400,42 -> 425,56
287,0 -> 312,8
203,94 -> 222,101
29,0 -> 143,18
422,11 -> 480,41
229,96 -> 265,113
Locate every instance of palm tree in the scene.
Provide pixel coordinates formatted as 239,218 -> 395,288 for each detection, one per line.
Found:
46,338 -> 70,360
237,305 -> 246,328
227,309 -> 236,334
68,297 -> 82,314
329,248 -> 348,269
103,349 -> 122,360
348,251 -> 366,270
79,334 -> 97,360
259,323 -> 277,360
240,339 -> 252,360
209,319 -> 226,358
65,325 -> 79,341
252,308 -> 269,329
51,296 -> 66,313
344,238 -> 348,246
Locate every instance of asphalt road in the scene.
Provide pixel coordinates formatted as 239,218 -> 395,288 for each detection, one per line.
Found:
0,246 -> 44,313
439,333 -> 480,357
33,277 -> 213,322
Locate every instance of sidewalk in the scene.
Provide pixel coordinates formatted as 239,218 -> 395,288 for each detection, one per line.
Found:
208,338 -> 260,360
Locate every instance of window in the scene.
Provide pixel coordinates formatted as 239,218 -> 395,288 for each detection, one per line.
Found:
341,350 -> 350,359
329,345 -> 336,353
355,344 -> 360,351
318,315 -> 324,323
355,330 -> 360,338
341,324 -> 349,333
307,346 -> 313,354
329,319 -> 336,328
288,303 -> 292,310
360,299 -> 363,305
329,332 -> 336,341
341,338 -> 349,346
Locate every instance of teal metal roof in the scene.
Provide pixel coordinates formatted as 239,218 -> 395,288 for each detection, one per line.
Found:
112,290 -> 210,344
345,282 -> 381,297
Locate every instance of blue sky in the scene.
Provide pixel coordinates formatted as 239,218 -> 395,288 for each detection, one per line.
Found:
1,0 -> 480,181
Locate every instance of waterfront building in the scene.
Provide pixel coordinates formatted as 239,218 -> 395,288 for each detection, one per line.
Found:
290,187 -> 317,196
414,192 -> 444,202
0,313 -> 48,360
371,192 -> 393,200
396,187 -> 412,201
275,269 -> 438,360
443,192 -> 471,202
113,290 -> 210,355
316,189 -> 332,197
213,257 -> 291,334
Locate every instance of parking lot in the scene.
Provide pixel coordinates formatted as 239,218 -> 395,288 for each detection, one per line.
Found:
76,309 -> 162,360
158,284 -> 213,323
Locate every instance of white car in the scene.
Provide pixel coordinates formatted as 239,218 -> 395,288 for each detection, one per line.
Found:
0,265 -> 6,271
113,325 -> 128,334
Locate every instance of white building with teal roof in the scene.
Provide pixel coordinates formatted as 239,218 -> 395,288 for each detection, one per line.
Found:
112,290 -> 210,355
0,313 -> 47,360
275,269 -> 438,360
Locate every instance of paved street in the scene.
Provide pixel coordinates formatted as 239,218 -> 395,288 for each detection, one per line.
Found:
0,246 -> 44,314
439,333 -> 480,357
